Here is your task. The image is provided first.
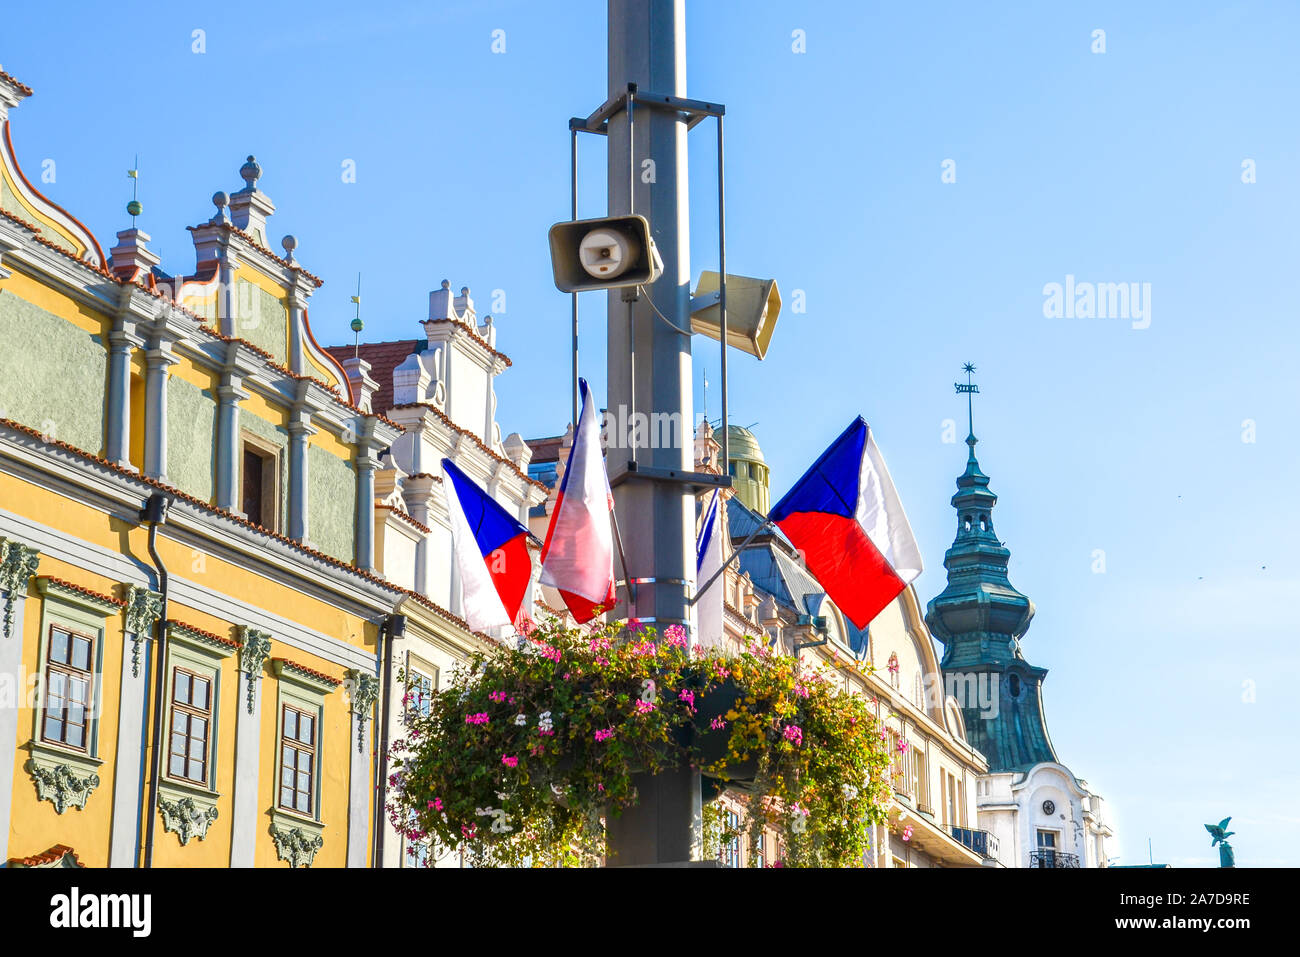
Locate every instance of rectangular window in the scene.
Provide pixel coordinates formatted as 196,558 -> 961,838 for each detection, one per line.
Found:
1036,829 -> 1058,867
720,809 -> 742,868
279,704 -> 317,815
41,625 -> 95,751
167,668 -> 212,785
240,433 -> 280,532
405,811 -> 431,868
946,772 -> 958,826
407,668 -> 435,721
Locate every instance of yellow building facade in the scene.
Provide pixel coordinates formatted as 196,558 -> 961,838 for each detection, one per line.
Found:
0,67 -> 408,868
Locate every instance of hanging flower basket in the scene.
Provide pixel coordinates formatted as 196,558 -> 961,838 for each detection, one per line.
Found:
386,620 -> 893,867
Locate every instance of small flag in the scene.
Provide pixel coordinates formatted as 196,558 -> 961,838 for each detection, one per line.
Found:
441,458 -> 532,632
694,489 -> 725,647
539,378 -> 616,623
768,417 -> 922,628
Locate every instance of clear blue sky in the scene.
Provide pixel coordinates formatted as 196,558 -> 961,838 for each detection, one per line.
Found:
7,0 -> 1297,867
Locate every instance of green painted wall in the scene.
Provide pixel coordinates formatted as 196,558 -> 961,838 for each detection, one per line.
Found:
308,445 -> 354,562
0,290 -> 105,454
0,175 -> 25,221
167,376 -> 216,502
233,280 -> 287,365
241,410 -> 288,527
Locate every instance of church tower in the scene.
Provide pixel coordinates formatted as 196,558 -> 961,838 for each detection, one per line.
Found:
925,365 -> 1058,773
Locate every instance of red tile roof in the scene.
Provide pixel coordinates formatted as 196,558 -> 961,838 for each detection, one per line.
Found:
6,844 -> 81,868
0,70 -> 34,97
376,504 -> 432,535
271,656 -> 342,686
39,577 -> 126,608
167,620 -> 240,650
526,435 -> 565,465
323,339 -> 422,418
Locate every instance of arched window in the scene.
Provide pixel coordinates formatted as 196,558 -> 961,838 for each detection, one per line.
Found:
963,515 -> 972,532
979,515 -> 988,532
1009,673 -> 1021,698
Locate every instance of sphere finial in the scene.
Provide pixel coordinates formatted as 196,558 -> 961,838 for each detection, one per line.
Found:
239,155 -> 261,189
281,234 -> 298,262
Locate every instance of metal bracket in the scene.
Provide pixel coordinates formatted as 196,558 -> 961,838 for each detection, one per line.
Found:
609,460 -> 732,491
570,83 -> 725,136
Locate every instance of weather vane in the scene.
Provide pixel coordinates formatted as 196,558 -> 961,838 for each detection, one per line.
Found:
954,362 -> 979,439
126,155 -> 141,226
1205,817 -> 1236,868
350,273 -> 363,358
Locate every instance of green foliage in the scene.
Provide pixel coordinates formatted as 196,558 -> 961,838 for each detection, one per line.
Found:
386,617 -> 893,867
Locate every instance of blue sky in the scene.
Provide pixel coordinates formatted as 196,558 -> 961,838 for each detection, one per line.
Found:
6,0 -> 1297,867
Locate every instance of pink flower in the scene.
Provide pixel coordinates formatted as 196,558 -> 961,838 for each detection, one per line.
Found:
635,699 -> 656,714
428,798 -> 443,812
783,724 -> 804,747
794,683 -> 810,698
664,624 -> 687,647
489,691 -> 507,703
595,728 -> 615,743
540,645 -> 562,663
678,689 -> 695,708
902,824 -> 914,842
465,712 -> 490,725
502,754 -> 518,768
710,716 -> 726,731
896,739 -> 909,754
462,823 -> 478,839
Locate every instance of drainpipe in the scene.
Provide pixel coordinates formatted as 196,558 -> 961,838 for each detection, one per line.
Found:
372,612 -> 406,868
138,492 -> 170,868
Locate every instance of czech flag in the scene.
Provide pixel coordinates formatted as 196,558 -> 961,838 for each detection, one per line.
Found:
441,457 -> 532,632
540,378 -> 616,623
768,418 -> 922,629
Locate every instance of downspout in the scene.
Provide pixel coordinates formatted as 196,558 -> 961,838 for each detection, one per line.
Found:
138,492 -> 170,868
373,612 -> 405,868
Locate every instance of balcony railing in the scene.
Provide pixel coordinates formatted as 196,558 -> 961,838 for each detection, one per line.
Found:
1030,849 -> 1080,869
950,826 -> 1000,859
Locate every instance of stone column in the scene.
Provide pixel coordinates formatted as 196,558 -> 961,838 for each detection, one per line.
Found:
143,343 -> 177,482
286,402 -> 316,544
0,538 -> 40,861
214,379 -> 250,512
104,322 -> 141,469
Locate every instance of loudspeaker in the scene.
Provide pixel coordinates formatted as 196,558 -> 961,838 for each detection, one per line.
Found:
548,215 -> 664,292
689,271 -> 782,360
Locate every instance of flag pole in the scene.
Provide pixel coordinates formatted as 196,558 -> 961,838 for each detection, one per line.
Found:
687,517 -> 773,606
610,503 -> 636,617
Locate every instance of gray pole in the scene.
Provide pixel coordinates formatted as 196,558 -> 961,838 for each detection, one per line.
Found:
604,0 -> 703,866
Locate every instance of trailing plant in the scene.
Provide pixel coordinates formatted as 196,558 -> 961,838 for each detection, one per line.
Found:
386,616 -> 893,867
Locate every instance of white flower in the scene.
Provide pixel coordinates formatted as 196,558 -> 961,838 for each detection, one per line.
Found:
538,710 -> 554,732
842,784 -> 860,800
514,714 -> 527,726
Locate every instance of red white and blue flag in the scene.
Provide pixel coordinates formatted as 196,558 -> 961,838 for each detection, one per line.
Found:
539,378 -> 616,623
768,417 -> 922,628
441,457 -> 532,632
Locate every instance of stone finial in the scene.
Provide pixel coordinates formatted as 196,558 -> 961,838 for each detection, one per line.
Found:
281,234 -> 297,263
238,155 -> 262,191
340,355 -> 379,413
210,191 -> 230,224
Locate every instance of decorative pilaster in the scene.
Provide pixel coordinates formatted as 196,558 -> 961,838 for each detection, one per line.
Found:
123,584 -> 163,679
287,383 -> 316,543
143,342 -> 178,482
215,378 -> 250,512
354,418 -> 385,572
0,537 -> 40,638
404,473 -> 438,596
238,626 -> 272,715
104,318 -> 143,469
